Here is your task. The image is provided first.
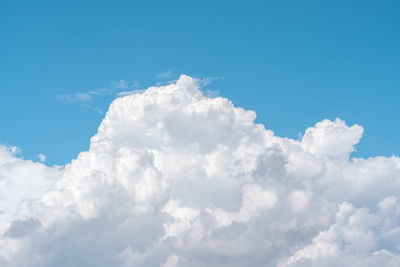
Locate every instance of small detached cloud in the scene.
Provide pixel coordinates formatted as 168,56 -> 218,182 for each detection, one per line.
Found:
37,153 -> 46,162
57,80 -> 139,113
1,75 -> 400,267
156,70 -> 176,80
57,88 -> 110,104
111,79 -> 139,91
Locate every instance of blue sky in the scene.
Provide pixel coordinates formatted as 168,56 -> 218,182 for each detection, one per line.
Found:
1,0 -> 399,165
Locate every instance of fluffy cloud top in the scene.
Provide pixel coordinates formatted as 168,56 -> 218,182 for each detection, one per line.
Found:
1,75 -> 399,266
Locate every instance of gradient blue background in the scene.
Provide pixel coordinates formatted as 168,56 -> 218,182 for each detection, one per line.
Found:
1,0 -> 399,165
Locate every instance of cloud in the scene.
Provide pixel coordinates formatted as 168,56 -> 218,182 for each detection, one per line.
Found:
156,70 -> 176,80
57,88 -> 109,104
117,89 -> 146,97
1,75 -> 399,266
111,80 -> 140,91
57,80 -> 139,112
37,153 -> 46,162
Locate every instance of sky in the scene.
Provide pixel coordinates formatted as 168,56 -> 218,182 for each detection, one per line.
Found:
1,0 -> 399,165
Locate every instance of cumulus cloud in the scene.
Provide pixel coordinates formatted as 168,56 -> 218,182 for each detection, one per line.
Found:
1,75 -> 399,266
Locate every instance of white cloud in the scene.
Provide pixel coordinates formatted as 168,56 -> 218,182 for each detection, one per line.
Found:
156,70 -> 176,80
57,80 -> 139,112
37,153 -> 46,162
301,118 -> 364,158
1,75 -> 399,266
117,89 -> 146,97
57,88 -> 109,104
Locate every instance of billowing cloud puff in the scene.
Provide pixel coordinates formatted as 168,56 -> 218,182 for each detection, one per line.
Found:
1,75 -> 399,266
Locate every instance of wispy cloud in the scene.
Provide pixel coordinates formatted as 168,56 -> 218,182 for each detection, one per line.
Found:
57,80 -> 139,113
195,76 -> 223,97
57,88 -> 109,104
156,70 -> 176,80
117,89 -> 146,97
111,80 -> 139,91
